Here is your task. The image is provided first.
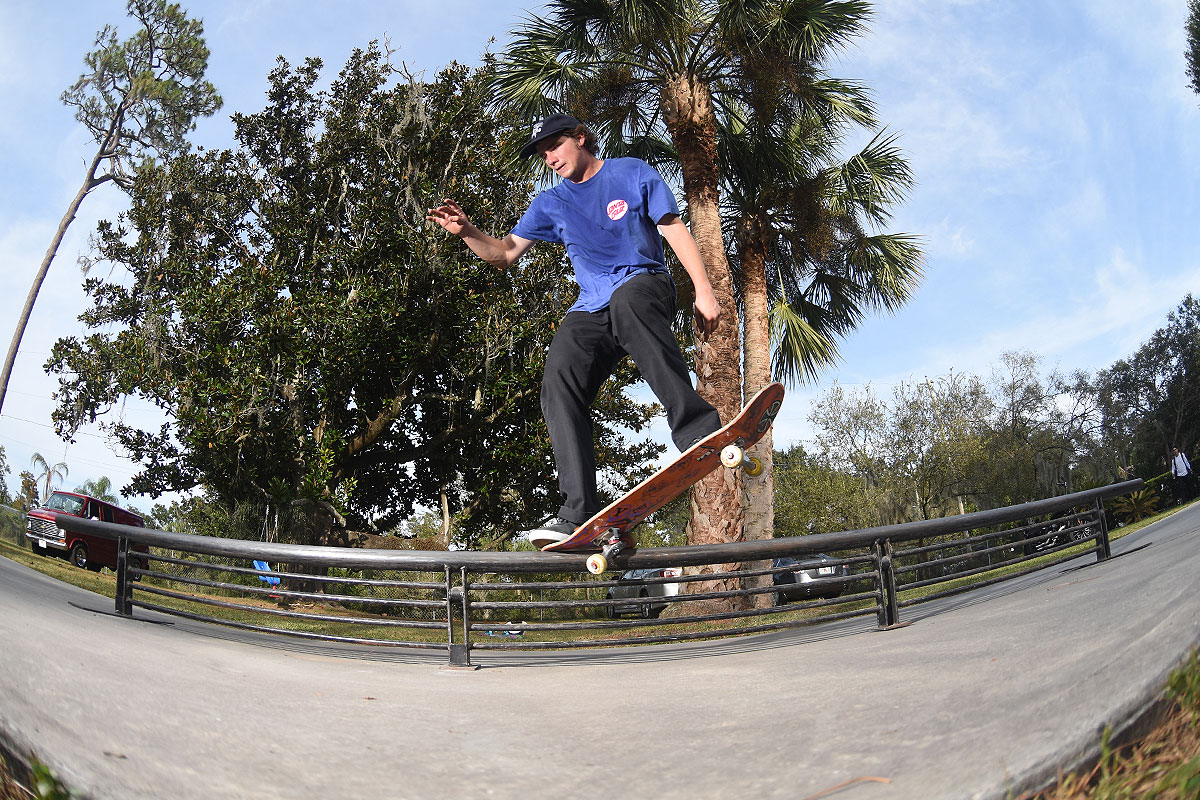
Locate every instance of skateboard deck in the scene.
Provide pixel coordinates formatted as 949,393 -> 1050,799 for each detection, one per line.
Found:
543,382 -> 785,572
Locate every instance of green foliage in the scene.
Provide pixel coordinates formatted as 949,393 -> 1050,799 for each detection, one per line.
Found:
0,505 -> 23,547
1144,470 -> 1173,486
974,352 -> 1101,508
1170,649 -> 1200,715
724,115 -> 924,386
1188,0 -> 1200,97
31,762 -> 73,800
0,0 -> 223,421
1095,295 -> 1200,477
61,0 -> 222,188
638,493 -> 689,547
0,444 -> 9,505
148,495 -> 242,539
73,476 -> 117,503
807,351 -> 1103,523
14,471 -> 38,512
48,49 -> 660,548
1111,488 -> 1160,524
773,445 -> 876,535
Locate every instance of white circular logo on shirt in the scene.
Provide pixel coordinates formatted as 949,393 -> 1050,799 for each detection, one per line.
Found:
606,199 -> 628,221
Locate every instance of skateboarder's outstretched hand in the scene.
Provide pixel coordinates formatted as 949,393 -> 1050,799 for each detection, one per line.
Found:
426,197 -> 534,269
426,198 -> 471,236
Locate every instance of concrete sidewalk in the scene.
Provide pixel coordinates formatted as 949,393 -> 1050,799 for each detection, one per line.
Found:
2,505 -> 1199,800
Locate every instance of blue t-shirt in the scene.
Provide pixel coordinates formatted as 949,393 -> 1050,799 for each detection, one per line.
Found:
511,157 -> 679,313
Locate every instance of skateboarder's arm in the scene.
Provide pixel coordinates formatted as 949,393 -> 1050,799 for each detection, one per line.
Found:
426,199 -> 534,268
658,214 -> 721,340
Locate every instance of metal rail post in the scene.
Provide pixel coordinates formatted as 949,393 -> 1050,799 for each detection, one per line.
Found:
446,565 -> 474,668
873,540 -> 900,629
459,566 -> 472,663
1093,499 -> 1112,561
114,537 -> 133,616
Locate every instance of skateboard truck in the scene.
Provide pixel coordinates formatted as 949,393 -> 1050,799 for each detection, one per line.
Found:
585,529 -> 630,575
719,443 -> 763,477
583,446 -> 761,575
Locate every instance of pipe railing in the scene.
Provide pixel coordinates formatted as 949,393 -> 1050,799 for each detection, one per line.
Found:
51,480 -> 1142,666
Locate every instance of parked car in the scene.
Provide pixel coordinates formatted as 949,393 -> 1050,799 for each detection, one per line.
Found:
1022,512 -> 1095,556
772,555 -> 850,605
26,491 -> 148,575
605,567 -> 682,618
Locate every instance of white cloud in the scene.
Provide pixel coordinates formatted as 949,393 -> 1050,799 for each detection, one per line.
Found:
915,248 -> 1199,377
1045,178 -> 1108,240
925,218 -> 977,259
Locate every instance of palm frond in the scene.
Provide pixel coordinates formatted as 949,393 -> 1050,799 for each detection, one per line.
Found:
770,297 -> 842,385
847,233 -> 925,312
827,129 -> 914,223
794,76 -> 876,131
771,0 -> 873,60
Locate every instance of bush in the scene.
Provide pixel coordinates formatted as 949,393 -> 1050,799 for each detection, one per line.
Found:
0,506 -> 24,547
1112,489 -> 1160,524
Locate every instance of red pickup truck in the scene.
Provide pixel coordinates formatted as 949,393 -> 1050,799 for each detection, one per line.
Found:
26,491 -> 148,573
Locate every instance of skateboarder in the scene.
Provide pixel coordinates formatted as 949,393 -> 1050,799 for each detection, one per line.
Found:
426,113 -> 722,546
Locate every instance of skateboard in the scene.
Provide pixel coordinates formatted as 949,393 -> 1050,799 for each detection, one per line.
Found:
543,382 -> 785,574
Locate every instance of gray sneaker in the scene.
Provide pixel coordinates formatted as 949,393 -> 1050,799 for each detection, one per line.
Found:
526,517 -> 577,548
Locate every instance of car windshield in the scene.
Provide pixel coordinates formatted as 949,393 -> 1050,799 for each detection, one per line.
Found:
42,493 -> 85,515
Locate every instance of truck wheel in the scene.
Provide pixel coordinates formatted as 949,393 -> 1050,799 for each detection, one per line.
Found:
70,542 -> 89,570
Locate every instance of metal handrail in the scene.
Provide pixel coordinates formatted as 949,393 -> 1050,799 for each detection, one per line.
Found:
47,479 -> 1142,666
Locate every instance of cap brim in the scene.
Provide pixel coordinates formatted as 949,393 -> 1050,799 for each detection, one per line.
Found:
518,127 -> 573,159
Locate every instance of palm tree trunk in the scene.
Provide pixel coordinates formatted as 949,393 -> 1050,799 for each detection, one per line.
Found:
739,218 -> 776,607
663,75 -> 746,611
439,489 -> 453,548
0,159 -> 103,415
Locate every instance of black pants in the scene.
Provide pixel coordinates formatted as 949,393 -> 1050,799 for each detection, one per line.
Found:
1176,473 -> 1195,503
541,272 -> 722,524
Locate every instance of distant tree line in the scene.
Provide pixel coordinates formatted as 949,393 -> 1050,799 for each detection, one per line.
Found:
774,295 -> 1200,534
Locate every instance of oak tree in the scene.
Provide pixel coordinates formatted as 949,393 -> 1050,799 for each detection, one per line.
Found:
48,50 -> 660,548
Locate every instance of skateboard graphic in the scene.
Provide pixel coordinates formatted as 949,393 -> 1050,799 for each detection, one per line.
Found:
543,382 -> 785,574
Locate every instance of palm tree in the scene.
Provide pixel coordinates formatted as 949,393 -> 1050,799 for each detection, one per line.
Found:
727,116 -> 923,545
30,453 -> 69,504
493,0 -> 872,556
75,476 -> 118,504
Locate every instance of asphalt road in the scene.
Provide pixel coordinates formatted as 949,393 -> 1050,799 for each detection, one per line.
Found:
2,505 -> 1199,799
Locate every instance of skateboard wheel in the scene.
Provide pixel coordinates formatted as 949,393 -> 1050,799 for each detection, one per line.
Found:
744,456 -> 763,477
586,554 -> 608,574
721,445 -> 744,469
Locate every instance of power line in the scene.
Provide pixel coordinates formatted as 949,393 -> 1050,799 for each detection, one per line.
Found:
0,414 -> 108,440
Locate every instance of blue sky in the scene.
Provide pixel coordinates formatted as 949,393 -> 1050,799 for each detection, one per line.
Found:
1,0 -> 1197,508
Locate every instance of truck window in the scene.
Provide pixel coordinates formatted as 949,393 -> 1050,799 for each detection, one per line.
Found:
45,493 -> 84,515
